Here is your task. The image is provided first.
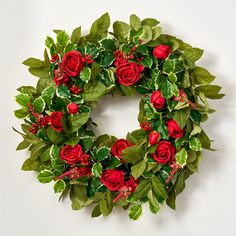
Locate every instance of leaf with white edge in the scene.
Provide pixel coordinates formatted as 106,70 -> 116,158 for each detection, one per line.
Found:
190,124 -> 202,137
37,170 -> 54,183
97,147 -> 110,161
147,189 -> 160,214
163,59 -> 184,74
189,137 -> 202,151
168,72 -> 177,83
42,86 -> 55,99
54,179 -> 66,193
160,78 -> 172,99
14,109 -> 28,119
183,47 -> 203,62
23,57 -> 44,68
92,163 -> 103,177
56,84 -> 71,98
129,205 -> 142,220
131,160 -> 147,179
33,96 -> 45,113
80,67 -> 91,82
175,148 -> 188,167
15,93 -> 31,107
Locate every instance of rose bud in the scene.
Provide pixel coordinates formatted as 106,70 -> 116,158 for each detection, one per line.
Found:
67,102 -> 79,114
150,90 -> 166,109
153,44 -> 171,60
167,119 -> 184,139
149,130 -> 160,145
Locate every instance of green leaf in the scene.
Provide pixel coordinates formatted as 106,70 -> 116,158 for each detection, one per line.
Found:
15,93 -> 31,107
100,191 -> 113,217
131,160 -> 147,179
14,109 -> 28,119
113,21 -> 131,39
21,157 -> 39,171
28,67 -> 49,78
92,163 -> 103,177
189,137 -> 202,151
80,67 -> 91,82
122,145 -> 144,164
107,157 -> 121,169
69,113 -> 90,130
160,78 -> 172,98
54,179 -> 66,193
132,179 -> 150,200
120,84 -> 136,96
190,124 -> 202,137
195,85 -> 222,98
71,26 -> 81,44
130,14 -> 141,31
89,13 -> 110,39
152,26 -> 162,40
74,185 -> 88,202
97,147 -> 110,161
82,81 -> 107,101
163,59 -> 184,74
16,140 -> 30,150
37,170 -> 54,183
129,205 -> 142,220
42,86 -> 55,99
166,188 -> 176,210
168,72 -> 177,83
141,18 -> 160,27
100,38 -> 116,51
23,57 -> 44,68
91,204 -> 102,218
183,47 -> 203,62
57,30 -> 69,47
197,131 -> 211,150
175,148 -> 188,167
192,66 -> 215,84
99,51 -> 115,67
36,78 -> 54,93
56,84 -> 71,98
33,96 -> 45,113
141,56 -> 153,68
151,175 -> 167,199
140,26 -> 152,44
46,127 -> 63,144
147,190 -> 160,214
173,107 -> 190,129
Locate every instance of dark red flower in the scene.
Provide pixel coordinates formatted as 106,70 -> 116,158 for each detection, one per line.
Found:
140,121 -> 152,132
116,62 -> 144,86
50,111 -> 63,132
167,120 -> 184,139
61,50 -> 84,77
70,85 -> 82,95
153,44 -> 171,60
152,141 -> 176,164
150,90 -> 166,109
53,67 -> 69,86
111,139 -> 132,159
100,169 -> 124,192
60,144 -> 85,165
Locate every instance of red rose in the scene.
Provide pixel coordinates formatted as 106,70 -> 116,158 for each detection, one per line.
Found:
60,144 -> 84,165
50,111 -> 63,132
111,139 -> 132,159
100,169 -> 124,191
167,120 -> 184,139
67,102 -> 79,114
152,141 -> 176,164
116,62 -> 144,86
149,131 -> 160,145
153,44 -> 171,60
150,90 -> 166,109
61,50 -> 84,77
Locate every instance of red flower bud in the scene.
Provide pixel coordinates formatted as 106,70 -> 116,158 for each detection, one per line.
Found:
153,44 -> 171,60
67,102 -> 79,114
149,130 -> 160,145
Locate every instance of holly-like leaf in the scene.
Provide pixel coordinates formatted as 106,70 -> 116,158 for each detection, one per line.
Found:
33,96 -> 45,113
175,148 -> 188,167
15,93 -> 31,107
189,137 -> 202,151
97,147 -> 110,161
56,84 -> 71,98
92,163 -> 103,177
128,205 -> 142,220
80,67 -> 91,82
54,179 -> 66,193
37,170 -> 54,183
163,59 -> 184,74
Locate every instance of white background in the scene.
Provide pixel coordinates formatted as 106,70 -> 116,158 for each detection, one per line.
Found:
0,0 -> 236,235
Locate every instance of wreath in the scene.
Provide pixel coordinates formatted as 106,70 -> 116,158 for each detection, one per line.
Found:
14,13 -> 224,220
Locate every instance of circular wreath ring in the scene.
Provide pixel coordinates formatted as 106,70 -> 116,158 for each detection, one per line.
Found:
14,13 -> 224,220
